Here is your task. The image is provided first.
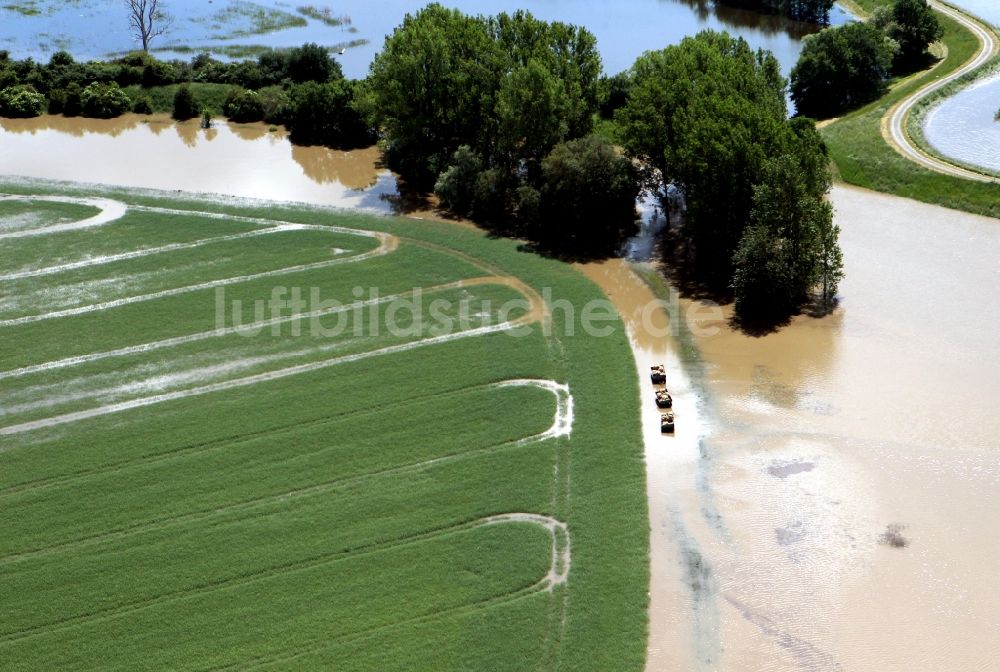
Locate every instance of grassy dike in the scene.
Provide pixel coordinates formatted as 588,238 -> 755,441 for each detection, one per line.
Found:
0,181 -> 649,671
822,0 -> 1000,217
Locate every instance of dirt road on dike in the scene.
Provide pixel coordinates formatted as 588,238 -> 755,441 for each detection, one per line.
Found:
884,0 -> 1000,181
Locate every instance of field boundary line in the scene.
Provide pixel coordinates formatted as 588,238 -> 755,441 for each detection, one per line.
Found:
0,226 -> 301,281
0,318 -> 541,437
0,379 -> 521,498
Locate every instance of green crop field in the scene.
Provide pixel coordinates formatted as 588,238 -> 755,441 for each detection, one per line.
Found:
0,183 -> 648,671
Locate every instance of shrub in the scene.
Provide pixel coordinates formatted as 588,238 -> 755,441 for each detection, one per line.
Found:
258,86 -> 290,124
435,145 -> 484,218
287,42 -> 341,83
223,87 -> 265,123
142,60 -> 177,87
47,88 -> 65,114
80,81 -> 132,118
132,94 -> 153,114
879,523 -> 909,548
48,50 -> 74,68
257,50 -> 290,86
62,82 -> 82,116
0,84 -> 46,118
227,61 -> 264,90
285,79 -> 372,147
172,84 -> 200,120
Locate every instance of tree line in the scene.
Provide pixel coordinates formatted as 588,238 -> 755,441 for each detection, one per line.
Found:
0,3 -> 860,323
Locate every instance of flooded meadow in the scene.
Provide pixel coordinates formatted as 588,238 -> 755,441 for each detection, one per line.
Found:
585,185 -> 1000,672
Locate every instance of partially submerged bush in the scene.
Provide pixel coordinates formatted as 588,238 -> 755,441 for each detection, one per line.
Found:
434,145 -> 484,218
223,87 -> 265,123
132,94 -> 153,114
0,84 -> 46,118
879,523 -> 909,548
172,84 -> 200,120
80,81 -> 132,118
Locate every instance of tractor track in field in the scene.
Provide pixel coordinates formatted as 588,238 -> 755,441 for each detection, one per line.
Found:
0,193 -> 576,668
0,512 -> 569,647
0,379 -> 572,568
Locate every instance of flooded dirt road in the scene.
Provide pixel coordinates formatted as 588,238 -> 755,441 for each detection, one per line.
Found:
585,184 -> 1000,671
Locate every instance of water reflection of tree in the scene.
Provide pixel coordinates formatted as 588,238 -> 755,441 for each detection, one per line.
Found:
290,145 -> 380,190
228,122 -> 269,142
0,114 -> 143,137
666,0 -> 827,39
174,120 -> 199,147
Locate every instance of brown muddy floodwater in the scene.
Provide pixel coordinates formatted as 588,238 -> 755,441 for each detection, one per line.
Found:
586,184 -> 1000,672
0,114 -> 399,210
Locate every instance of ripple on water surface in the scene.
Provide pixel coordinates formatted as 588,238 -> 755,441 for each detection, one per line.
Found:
924,72 -> 1000,174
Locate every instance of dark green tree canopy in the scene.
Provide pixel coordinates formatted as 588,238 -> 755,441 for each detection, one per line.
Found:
617,30 -> 843,322
287,42 -> 343,84
532,135 -> 639,257
365,3 -> 600,190
285,79 -> 373,148
617,31 -> 791,281
790,21 -> 896,118
889,0 -> 943,66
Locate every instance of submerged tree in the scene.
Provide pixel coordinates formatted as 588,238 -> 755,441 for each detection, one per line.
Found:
125,0 -> 170,53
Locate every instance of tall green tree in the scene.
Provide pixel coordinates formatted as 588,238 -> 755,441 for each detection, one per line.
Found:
287,42 -> 342,83
365,4 -> 600,191
732,152 -> 842,319
889,0 -> 943,67
617,31 -> 790,285
286,80 -> 372,148
495,59 -> 571,169
790,21 -> 896,118
365,4 -> 502,188
531,135 -> 639,257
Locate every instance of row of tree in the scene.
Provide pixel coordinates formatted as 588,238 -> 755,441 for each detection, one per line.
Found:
791,0 -> 942,118
715,0 -> 835,24
0,3 -> 856,321
358,5 -> 638,257
0,43 -> 344,108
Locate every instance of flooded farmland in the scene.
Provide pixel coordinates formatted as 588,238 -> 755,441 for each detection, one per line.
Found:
0,114 -> 400,211
3,2 -> 1000,670
586,185 -> 1000,672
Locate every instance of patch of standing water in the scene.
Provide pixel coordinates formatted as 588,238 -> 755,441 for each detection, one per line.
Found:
0,0 -> 851,80
621,187 -> 685,262
0,115 -> 402,212
940,0 -> 1000,28
923,71 -> 1000,175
